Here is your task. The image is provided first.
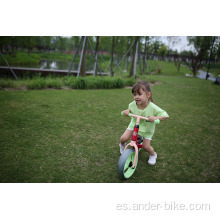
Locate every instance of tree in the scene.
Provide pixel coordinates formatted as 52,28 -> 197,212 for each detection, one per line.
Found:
158,44 -> 167,60
125,36 -> 134,71
99,36 -> 112,52
217,39 -> 220,59
72,36 -> 81,49
151,37 -> 162,54
56,37 -> 67,52
187,36 -> 213,76
174,53 -> 183,72
9,37 -> 18,56
0,37 -> 10,53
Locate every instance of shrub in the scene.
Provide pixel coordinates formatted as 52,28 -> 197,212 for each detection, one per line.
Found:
111,78 -> 124,88
124,78 -> 136,87
0,79 -> 16,89
63,76 -> 125,90
26,77 -> 47,90
46,77 -> 63,89
0,75 -> 144,90
63,76 -> 76,88
74,78 -> 87,89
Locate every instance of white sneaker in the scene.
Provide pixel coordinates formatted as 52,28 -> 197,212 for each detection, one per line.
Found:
148,152 -> 157,165
119,143 -> 126,154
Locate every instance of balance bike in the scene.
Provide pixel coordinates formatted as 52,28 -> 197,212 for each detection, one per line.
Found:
117,111 -> 160,179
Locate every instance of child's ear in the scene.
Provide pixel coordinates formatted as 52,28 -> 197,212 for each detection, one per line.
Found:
147,92 -> 151,99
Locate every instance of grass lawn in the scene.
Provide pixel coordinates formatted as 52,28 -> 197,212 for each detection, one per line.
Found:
0,75 -> 220,183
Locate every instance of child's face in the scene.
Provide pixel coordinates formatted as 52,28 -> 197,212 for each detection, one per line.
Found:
133,88 -> 151,105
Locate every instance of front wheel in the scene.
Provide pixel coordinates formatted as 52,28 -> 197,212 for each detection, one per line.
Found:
117,148 -> 138,179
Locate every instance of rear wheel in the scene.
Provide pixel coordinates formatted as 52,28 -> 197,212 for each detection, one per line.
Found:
117,148 -> 138,179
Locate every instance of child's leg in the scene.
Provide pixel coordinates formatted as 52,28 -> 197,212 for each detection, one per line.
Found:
142,138 -> 156,156
120,129 -> 133,145
142,138 -> 157,165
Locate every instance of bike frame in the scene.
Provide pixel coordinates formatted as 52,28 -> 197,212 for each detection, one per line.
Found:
122,112 -> 160,169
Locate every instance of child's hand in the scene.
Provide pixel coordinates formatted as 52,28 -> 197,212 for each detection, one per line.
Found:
148,116 -> 156,122
123,109 -> 130,117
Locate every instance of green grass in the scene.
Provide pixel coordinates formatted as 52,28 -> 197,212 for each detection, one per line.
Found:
114,60 -> 194,78
0,75 -> 220,182
147,60 -> 192,76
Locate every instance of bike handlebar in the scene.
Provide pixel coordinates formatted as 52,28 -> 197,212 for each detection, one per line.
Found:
121,111 -> 160,124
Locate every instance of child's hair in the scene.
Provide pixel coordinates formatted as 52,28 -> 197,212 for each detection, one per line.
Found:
132,81 -> 154,103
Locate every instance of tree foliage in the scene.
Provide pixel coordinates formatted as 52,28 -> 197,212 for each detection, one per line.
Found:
0,36 -> 170,57
158,44 -> 168,59
187,36 -> 215,76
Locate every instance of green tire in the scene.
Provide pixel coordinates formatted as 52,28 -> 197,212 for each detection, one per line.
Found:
117,148 -> 138,179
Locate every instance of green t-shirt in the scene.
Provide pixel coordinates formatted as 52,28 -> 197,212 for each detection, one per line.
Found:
128,101 -> 169,139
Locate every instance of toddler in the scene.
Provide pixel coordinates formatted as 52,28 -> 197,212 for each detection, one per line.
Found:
119,81 -> 169,165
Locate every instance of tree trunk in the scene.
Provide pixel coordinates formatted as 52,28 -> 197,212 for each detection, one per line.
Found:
129,37 -> 139,77
142,37 -> 147,74
79,37 -> 87,77
94,36 -> 100,76
11,37 -> 16,57
110,36 -> 115,77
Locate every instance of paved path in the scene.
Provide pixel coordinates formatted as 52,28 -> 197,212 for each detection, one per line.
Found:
197,70 -> 216,81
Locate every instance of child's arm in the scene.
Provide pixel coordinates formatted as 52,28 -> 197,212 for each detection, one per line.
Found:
148,116 -> 168,122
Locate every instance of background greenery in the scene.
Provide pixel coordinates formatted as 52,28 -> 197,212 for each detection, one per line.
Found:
1,36 -> 219,77
0,76 -> 136,90
0,75 -> 219,183
0,60 -> 194,90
